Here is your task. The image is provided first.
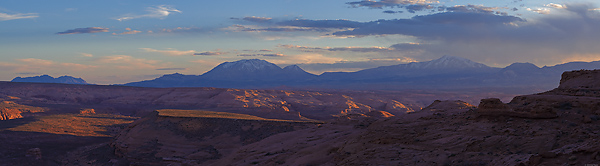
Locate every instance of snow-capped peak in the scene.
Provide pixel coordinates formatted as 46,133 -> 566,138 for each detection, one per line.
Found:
406,55 -> 489,69
219,59 -> 281,71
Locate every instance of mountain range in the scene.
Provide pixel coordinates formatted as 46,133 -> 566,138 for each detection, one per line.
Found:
122,56 -> 600,92
11,75 -> 88,84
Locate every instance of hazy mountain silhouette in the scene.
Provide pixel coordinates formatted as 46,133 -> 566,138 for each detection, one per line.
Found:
122,56 -> 600,91
11,75 -> 88,84
124,59 -> 316,88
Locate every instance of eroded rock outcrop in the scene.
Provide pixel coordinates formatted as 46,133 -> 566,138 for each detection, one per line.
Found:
476,98 -> 558,119
477,70 -> 600,119
0,100 -> 45,120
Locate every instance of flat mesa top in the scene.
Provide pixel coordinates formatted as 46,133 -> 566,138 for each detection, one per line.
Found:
157,109 -> 322,123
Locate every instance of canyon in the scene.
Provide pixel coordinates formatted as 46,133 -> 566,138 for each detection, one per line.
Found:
1,70 -> 600,165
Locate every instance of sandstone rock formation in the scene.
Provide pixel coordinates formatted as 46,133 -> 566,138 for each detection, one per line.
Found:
79,108 -> 95,114
0,100 -> 45,120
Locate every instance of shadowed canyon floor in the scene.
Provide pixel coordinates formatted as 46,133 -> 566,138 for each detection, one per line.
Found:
1,70 -> 600,165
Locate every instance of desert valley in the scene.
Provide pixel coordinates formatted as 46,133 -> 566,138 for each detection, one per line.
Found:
4,1 -> 600,165
1,58 -> 600,165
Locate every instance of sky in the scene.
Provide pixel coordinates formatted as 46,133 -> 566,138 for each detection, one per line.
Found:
2,0 -> 600,84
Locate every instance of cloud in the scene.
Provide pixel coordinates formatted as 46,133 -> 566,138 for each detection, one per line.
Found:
265,3 -> 600,67
527,8 -> 550,14
160,27 -> 207,33
80,53 -> 94,57
279,44 -> 395,52
237,53 -> 286,57
331,12 -> 524,39
140,48 -> 195,56
346,0 -> 439,9
288,58 -> 417,73
277,19 -> 362,29
116,5 -> 181,21
56,27 -> 109,35
12,58 -> 96,71
242,16 -> 272,23
194,51 -> 227,56
346,0 -> 511,15
225,24 -> 329,33
96,55 -> 161,69
405,4 -> 435,13
112,28 -> 142,35
0,12 -> 38,21
156,68 -> 186,71
383,10 -> 403,14
17,58 -> 54,65
15,72 -> 42,75
225,18 -> 363,34
546,3 -> 566,9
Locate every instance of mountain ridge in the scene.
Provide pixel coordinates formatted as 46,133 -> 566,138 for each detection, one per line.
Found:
121,56 -> 600,91
11,75 -> 88,84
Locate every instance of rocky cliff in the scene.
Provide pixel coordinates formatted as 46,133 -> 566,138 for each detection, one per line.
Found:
0,99 -> 45,120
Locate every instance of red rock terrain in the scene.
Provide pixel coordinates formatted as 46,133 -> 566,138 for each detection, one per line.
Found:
111,70 -> 600,165
0,82 -> 424,120
1,70 -> 597,165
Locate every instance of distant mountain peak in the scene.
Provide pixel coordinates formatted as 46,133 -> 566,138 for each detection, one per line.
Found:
218,59 -> 281,72
283,65 -> 302,71
12,75 -> 88,84
406,55 -> 489,69
504,62 -> 539,70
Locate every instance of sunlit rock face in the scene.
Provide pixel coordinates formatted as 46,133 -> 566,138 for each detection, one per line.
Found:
0,82 -> 418,120
0,100 -> 45,120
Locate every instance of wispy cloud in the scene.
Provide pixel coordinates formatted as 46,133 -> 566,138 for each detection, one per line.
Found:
17,58 -> 55,65
140,48 -> 195,56
527,8 -> 550,14
238,16 -> 273,23
0,12 -> 38,21
237,53 -> 286,57
56,27 -> 109,35
80,53 -> 94,57
156,68 -> 186,71
160,27 -> 207,33
286,58 -> 417,74
14,58 -> 96,71
279,44 -> 395,52
116,5 -> 181,21
96,55 -> 161,69
194,51 -> 227,56
112,28 -> 142,35
346,0 -> 439,9
546,3 -> 566,9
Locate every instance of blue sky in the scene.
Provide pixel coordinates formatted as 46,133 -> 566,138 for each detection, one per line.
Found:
1,0 -> 600,84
